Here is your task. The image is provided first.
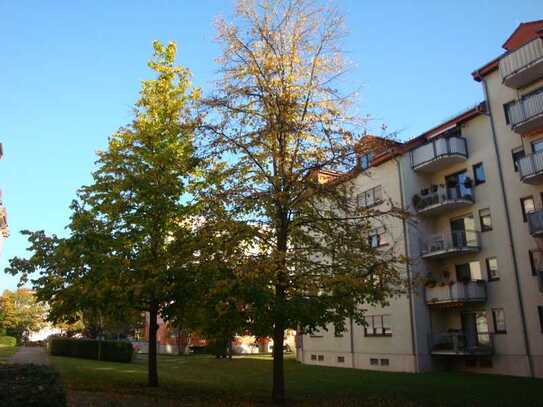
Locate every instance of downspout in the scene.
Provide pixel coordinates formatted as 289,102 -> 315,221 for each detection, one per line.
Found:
394,156 -> 418,371
349,317 -> 355,368
481,77 -> 534,378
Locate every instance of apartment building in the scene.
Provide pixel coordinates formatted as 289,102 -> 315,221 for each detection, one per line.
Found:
297,20 -> 543,378
0,143 -> 8,256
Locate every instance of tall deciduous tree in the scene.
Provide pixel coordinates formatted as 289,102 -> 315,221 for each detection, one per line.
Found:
204,0 -> 406,402
0,288 -> 47,343
76,41 -> 202,387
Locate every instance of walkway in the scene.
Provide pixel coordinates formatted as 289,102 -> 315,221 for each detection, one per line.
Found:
8,346 -> 49,365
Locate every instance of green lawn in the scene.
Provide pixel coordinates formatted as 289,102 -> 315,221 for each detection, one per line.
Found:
0,346 -> 17,364
50,353 -> 542,406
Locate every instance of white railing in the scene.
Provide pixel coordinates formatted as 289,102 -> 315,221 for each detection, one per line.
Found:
421,230 -> 480,256
499,38 -> 543,81
411,136 -> 468,169
430,332 -> 494,355
414,185 -> 473,212
506,88 -> 543,127
425,281 -> 486,304
527,209 -> 543,236
519,150 -> 543,180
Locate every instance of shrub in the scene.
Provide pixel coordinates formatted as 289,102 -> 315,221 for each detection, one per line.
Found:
49,337 -> 133,363
0,336 -> 16,347
0,364 -> 66,406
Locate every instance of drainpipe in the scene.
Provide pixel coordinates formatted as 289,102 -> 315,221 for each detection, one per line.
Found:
349,317 -> 355,368
481,78 -> 534,378
394,157 -> 419,372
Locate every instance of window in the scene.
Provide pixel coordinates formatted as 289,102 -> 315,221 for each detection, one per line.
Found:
357,185 -> 383,208
334,325 -> 345,338
486,257 -> 499,281
370,358 -> 379,366
310,354 -> 317,361
538,306 -> 543,333
532,139 -> 543,153
317,355 -> 324,361
520,196 -> 535,222
492,308 -> 507,333
364,315 -> 392,337
360,151 -> 374,170
479,208 -> 492,232
529,249 -> 543,276
456,261 -> 482,282
512,148 -> 525,172
473,163 -> 486,185
380,358 -> 390,366
504,101 -> 514,125
368,227 -> 387,248
337,356 -> 345,363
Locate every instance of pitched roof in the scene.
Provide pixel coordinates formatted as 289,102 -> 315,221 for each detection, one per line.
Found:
502,20 -> 543,51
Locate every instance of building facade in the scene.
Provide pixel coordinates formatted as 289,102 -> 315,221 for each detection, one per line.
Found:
0,143 -> 8,256
297,21 -> 543,378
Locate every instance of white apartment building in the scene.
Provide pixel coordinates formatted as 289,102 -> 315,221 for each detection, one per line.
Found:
297,20 -> 543,378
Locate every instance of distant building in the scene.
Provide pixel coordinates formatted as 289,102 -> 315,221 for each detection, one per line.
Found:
0,143 -> 7,256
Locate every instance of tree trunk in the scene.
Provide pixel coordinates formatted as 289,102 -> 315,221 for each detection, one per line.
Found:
148,303 -> 159,387
272,315 -> 285,404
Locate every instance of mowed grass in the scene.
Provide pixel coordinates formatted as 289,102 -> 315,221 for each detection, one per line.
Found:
0,346 -> 17,364
50,353 -> 542,406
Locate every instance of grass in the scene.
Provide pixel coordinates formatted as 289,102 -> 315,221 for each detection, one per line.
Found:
49,353 -> 543,406
0,345 -> 17,364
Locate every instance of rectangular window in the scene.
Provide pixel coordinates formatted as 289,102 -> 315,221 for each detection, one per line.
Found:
334,325 -> 345,338
504,101 -> 513,125
538,306 -> 543,333
492,308 -> 507,333
364,315 -> 392,337
357,185 -> 383,208
337,356 -> 345,363
380,358 -> 390,366
370,358 -> 379,366
521,196 -> 535,222
479,208 -> 492,232
317,354 -> 324,361
456,261 -> 482,282
529,249 -> 543,276
486,257 -> 499,281
368,227 -> 387,248
512,148 -> 526,172
310,354 -> 317,361
360,152 -> 374,170
473,163 -> 486,185
532,139 -> 543,153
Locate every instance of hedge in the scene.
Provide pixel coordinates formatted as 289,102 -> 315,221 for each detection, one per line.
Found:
49,337 -> 133,363
0,336 -> 16,347
0,364 -> 66,407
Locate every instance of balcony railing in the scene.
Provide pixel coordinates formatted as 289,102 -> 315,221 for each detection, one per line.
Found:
499,38 -> 543,88
410,136 -> 468,172
414,185 -> 474,215
420,230 -> 481,259
430,332 -> 494,356
527,209 -> 543,237
425,281 -> 487,306
506,88 -> 543,134
518,150 -> 543,184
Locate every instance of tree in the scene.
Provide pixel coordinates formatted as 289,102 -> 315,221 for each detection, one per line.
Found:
77,41 -> 202,387
0,289 -> 47,343
204,0 -> 406,402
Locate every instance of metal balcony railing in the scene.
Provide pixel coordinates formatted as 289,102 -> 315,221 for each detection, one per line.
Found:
421,230 -> 481,258
425,281 -> 487,305
527,209 -> 543,236
410,136 -> 468,170
506,88 -> 543,129
499,38 -> 543,87
414,185 -> 474,213
518,150 -> 543,182
430,332 -> 494,355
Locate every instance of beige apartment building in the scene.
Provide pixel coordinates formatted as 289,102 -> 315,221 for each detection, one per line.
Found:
297,20 -> 543,378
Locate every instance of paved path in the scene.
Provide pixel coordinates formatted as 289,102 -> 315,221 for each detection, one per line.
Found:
8,346 -> 49,365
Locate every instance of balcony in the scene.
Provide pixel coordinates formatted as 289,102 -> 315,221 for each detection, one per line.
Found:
413,185 -> 474,216
410,136 -> 468,172
506,88 -> 543,135
420,230 -> 481,260
430,332 -> 494,356
518,151 -> 543,184
527,209 -> 543,237
425,281 -> 486,307
499,38 -> 543,89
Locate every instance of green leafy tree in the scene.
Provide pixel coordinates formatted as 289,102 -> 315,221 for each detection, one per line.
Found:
204,0 -> 406,402
0,288 -> 47,343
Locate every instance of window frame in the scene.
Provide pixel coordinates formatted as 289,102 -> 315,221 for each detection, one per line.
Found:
364,314 -> 392,337
479,208 -> 492,232
486,257 -> 499,281
520,196 -> 535,223
511,147 -> 526,172
357,185 -> 383,208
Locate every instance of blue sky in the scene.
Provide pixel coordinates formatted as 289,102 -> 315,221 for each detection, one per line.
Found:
1,0 -> 541,291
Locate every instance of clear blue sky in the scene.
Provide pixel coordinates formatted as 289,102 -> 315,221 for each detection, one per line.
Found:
1,0 -> 540,291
